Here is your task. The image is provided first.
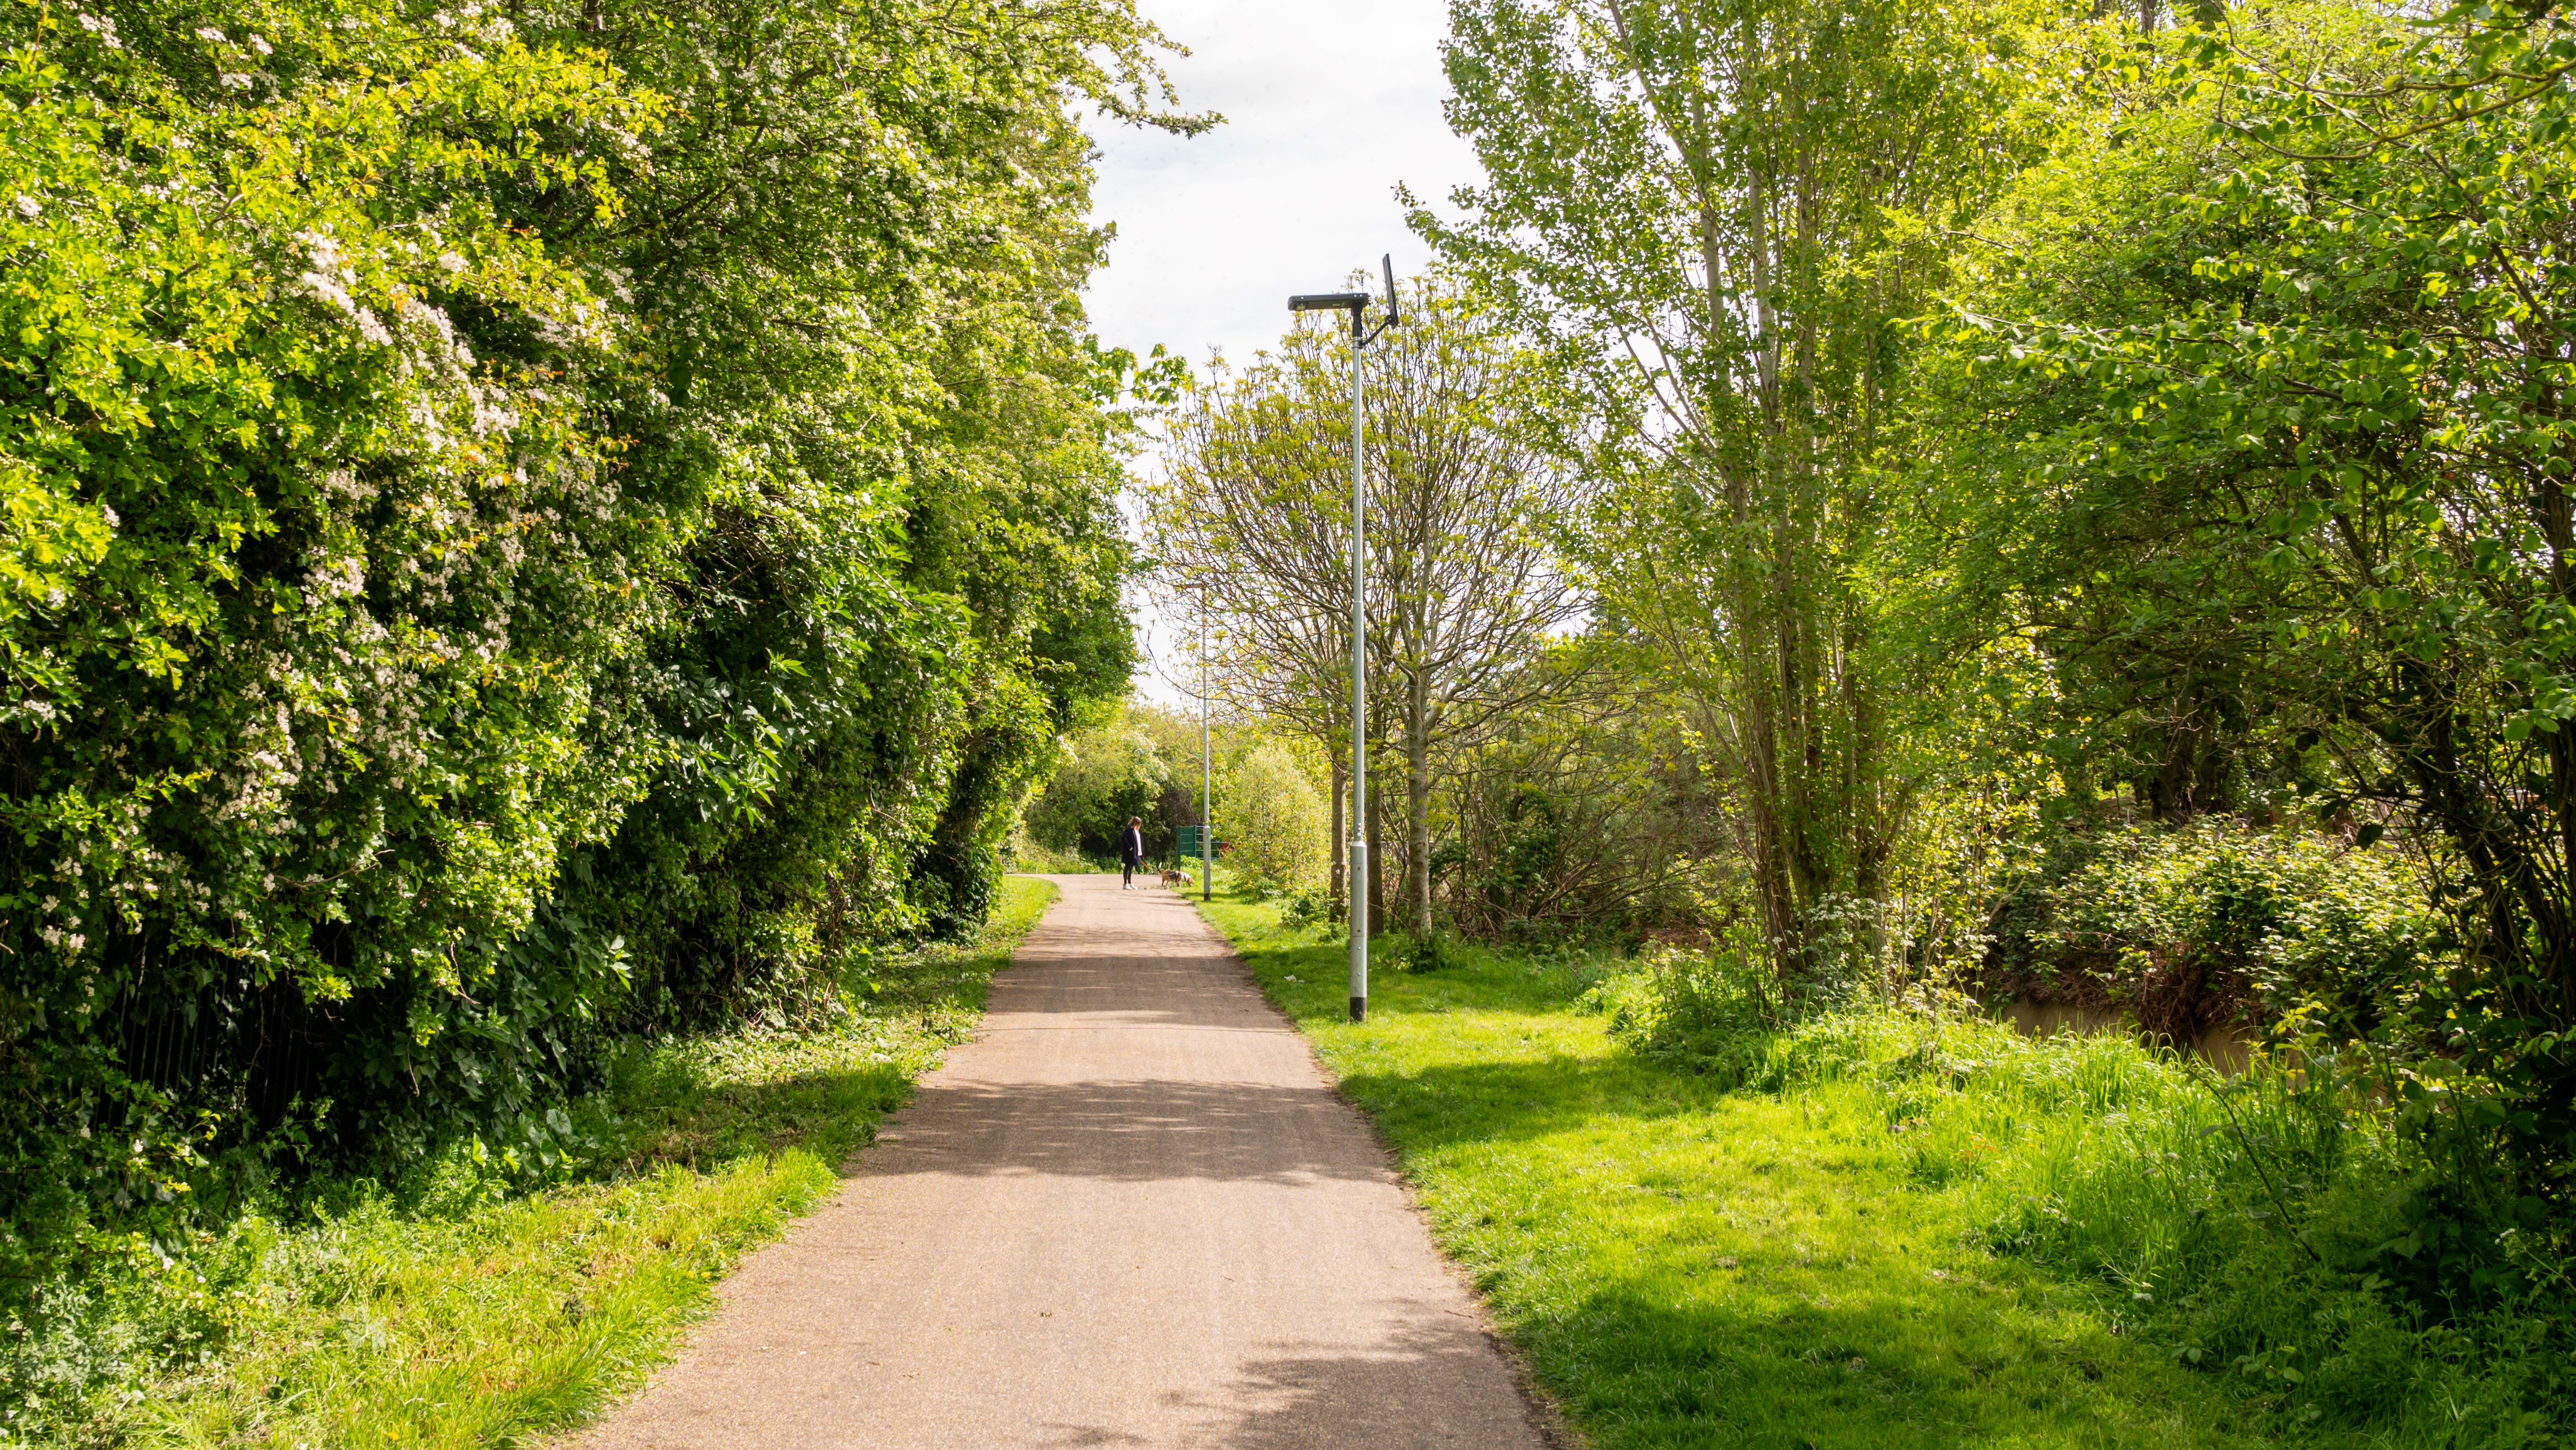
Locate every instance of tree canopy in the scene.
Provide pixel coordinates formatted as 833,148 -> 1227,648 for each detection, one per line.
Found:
0,0 -> 1188,1267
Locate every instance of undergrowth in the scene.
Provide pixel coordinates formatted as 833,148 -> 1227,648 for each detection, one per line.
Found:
0,877 -> 1057,1449
1206,882 -> 2572,1448
1585,951 -> 2576,1445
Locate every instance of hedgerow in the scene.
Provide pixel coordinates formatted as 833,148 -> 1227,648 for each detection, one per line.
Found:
0,0 -> 1182,1304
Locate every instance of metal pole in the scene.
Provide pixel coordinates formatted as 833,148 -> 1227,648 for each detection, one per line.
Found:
1348,309 -> 1368,1024
1201,588 -> 1212,901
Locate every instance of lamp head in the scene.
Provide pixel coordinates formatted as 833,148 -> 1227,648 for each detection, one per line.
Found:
1288,292 -> 1371,313
1381,254 -> 1400,328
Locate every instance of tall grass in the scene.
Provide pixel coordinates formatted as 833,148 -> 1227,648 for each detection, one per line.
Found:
1591,957 -> 2574,1447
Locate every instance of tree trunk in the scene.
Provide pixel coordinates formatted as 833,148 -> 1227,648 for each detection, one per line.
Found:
1366,765 -> 1386,934
1329,755 -> 1347,906
1407,669 -> 1433,939
1735,167 -> 1810,984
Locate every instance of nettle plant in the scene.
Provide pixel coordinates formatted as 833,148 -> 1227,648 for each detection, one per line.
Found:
0,0 -> 659,1238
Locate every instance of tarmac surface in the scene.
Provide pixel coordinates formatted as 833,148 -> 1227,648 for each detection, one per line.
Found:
568,873 -> 1552,1449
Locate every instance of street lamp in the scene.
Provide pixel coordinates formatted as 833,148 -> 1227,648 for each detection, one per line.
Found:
1290,254 -> 1401,1024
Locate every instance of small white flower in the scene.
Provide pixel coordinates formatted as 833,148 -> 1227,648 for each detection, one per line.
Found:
249,33 -> 272,54
299,271 -> 356,314
13,195 -> 39,219
194,25 -> 227,43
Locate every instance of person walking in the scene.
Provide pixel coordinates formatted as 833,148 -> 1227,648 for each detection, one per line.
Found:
1119,816 -> 1146,891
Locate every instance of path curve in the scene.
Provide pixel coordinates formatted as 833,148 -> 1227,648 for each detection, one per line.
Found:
568,874 -> 1551,1449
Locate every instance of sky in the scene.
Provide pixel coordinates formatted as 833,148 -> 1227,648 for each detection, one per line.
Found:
1083,0 -> 1483,705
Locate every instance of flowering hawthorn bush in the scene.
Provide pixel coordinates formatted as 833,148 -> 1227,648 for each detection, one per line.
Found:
0,0 -> 1174,1277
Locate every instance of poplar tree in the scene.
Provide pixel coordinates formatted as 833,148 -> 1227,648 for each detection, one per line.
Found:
1421,0 -> 2058,985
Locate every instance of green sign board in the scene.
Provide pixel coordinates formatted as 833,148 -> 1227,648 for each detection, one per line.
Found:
1176,825 -> 1216,858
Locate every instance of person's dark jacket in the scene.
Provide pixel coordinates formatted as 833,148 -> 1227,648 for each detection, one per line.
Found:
1119,827 -> 1145,865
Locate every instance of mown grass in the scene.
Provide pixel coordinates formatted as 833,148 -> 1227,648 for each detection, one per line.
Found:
1197,883 -> 2304,1450
8,877 -> 1056,1450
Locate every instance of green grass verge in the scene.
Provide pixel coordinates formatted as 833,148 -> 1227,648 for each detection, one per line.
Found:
26,877 -> 1056,1450
1195,883 -> 2290,1450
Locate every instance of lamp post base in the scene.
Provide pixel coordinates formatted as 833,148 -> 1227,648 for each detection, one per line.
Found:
1349,995 -> 1366,1023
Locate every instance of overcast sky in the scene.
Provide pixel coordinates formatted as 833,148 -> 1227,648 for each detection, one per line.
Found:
1087,0 -> 1482,704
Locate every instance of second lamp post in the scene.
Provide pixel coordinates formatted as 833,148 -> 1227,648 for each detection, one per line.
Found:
1289,255 -> 1400,1022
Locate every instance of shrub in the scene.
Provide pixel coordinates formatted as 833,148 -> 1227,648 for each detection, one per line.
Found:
1212,743 -> 1327,890
0,0 -> 1159,1328
1584,945 -> 1778,1080
1279,884 -> 1344,932
1447,696 -> 1730,946
1981,823 -> 2448,1046
0,0 -> 653,1293
1402,930 -> 1464,973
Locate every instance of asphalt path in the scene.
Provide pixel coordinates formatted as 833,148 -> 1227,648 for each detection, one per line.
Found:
568,873 -> 1552,1449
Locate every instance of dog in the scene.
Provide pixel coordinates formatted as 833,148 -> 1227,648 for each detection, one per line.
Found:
1161,868 -> 1190,888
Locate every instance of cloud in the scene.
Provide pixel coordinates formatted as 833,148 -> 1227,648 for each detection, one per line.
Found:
1087,1 -> 1479,704
1087,0 -> 1477,374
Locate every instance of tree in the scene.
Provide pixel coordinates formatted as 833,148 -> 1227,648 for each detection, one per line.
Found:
1144,365 -> 1362,901
1145,277 -> 1582,936
1023,714 -> 1176,861
0,0 -> 1199,1250
1934,0 -> 2576,1171
1420,0 -> 2059,988
1367,280 -> 1591,935
1215,742 -> 1330,890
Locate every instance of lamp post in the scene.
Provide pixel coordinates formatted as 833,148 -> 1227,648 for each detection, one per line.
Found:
1290,255 -> 1400,1024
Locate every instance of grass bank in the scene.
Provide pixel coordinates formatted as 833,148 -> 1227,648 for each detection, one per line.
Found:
7,877 -> 1057,1450
1197,883 -> 2384,1450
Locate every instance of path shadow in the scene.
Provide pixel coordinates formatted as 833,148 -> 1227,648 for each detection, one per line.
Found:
1177,1317 -> 1542,1450
1333,1052 -> 1714,1154
981,952 -> 1284,1035
1029,1424 -> 1153,1448
845,1075 -> 1391,1185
